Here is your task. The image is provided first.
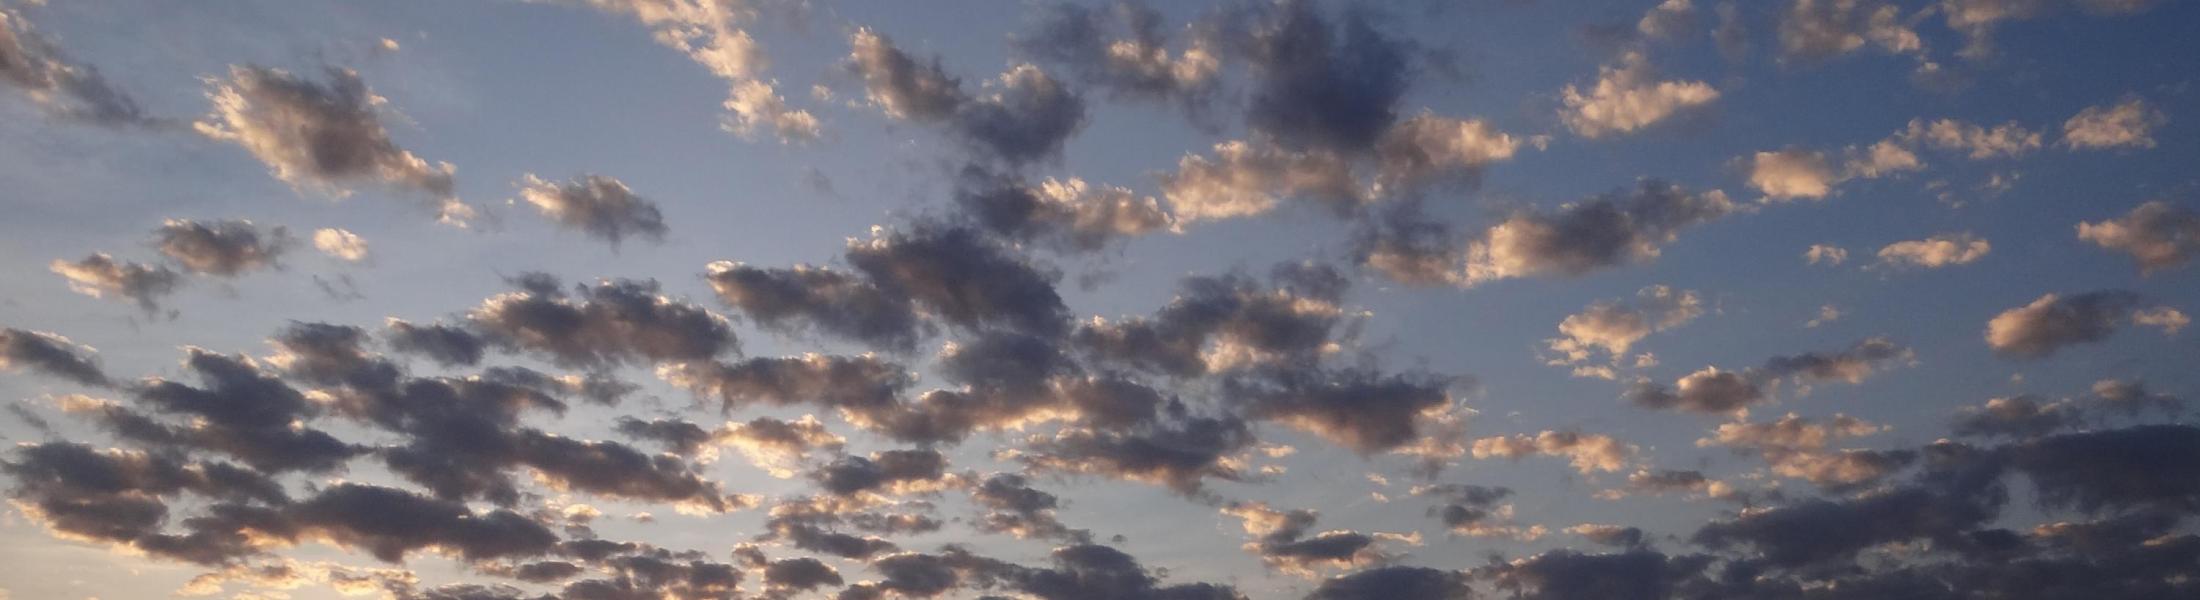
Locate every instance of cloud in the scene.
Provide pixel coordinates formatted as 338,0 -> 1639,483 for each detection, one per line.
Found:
49,253 -> 183,313
1941,0 -> 2170,59
2062,97 -> 2166,149
312,228 -> 369,262
1014,0 -> 1218,108
286,483 -> 559,563
1413,484 -> 1533,538
577,0 -> 819,141
703,262 -> 924,352
1759,336 -> 1914,385
1471,430 -> 1633,474
1476,549 -> 1710,600
955,167 -> 1173,252
121,347 -> 359,473
383,319 -> 487,367
1160,139 -> 1359,222
2133,305 -> 2189,334
1373,113 -> 1527,192
2078,201 -> 2200,273
1745,131 -> 1926,201
761,555 -> 844,595
1226,0 -> 1411,155
1229,367 -> 1460,455
515,174 -> 668,247
1903,118 -> 2041,159
810,449 -> 953,498
1803,244 -> 1848,266
1075,263 -> 1350,377
1014,416 -> 1256,495
195,66 -> 474,225
1777,0 -> 1922,62
0,4 -> 147,124
1626,366 -> 1763,415
2,442 -> 287,565
1631,337 -> 1911,415
1305,565 -> 1470,600
1461,181 -> 1737,285
1874,232 -> 1991,269
1637,0 -> 1699,41
1984,290 -> 2162,358
0,327 -> 111,387
152,219 -> 293,276
659,354 -> 909,414
1746,148 -> 1838,201
1951,395 -> 2085,438
1559,52 -> 1719,138
844,225 -> 1070,338
1545,285 -> 1703,376
2091,378 -> 2186,417
848,30 -> 1086,165
468,273 -> 737,369
971,473 -> 1089,542
969,543 -> 1242,600
1699,413 -> 1910,488
1222,501 -> 1409,577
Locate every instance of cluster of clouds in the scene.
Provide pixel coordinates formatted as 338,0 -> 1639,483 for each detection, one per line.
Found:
2,1 -> 2198,599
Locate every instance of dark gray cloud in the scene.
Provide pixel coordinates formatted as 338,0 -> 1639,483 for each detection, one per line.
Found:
811,449 -> 951,497
763,556 -> 844,595
1759,336 -> 1912,385
614,416 -> 716,457
1220,0 -> 1410,155
2009,424 -> 2200,513
1984,290 -> 2147,359
195,66 -> 473,224
2079,201 -> 2200,273
2091,378 -> 2185,417
1950,395 -> 2085,439
2,442 -> 287,565
287,483 -> 559,563
1363,182 -> 1737,287
0,4 -> 147,124
660,354 -> 909,415
1015,1 -> 1218,109
0,327 -> 111,387
49,253 -> 184,313
384,319 -> 489,367
1475,549 -> 1711,600
849,29 -> 1086,165
1631,337 -> 1912,415
847,225 -> 1070,338
1305,566 -> 1469,600
1414,484 -> 1513,533
1692,440 -> 2006,568
940,543 -> 1243,600
1459,181 -> 1738,286
268,321 -> 400,389
1230,367 -> 1458,455
151,219 -> 293,277
704,261 -> 924,352
1016,415 -> 1255,496
469,274 -> 737,369
125,348 -> 358,472
515,174 -> 668,247
1223,501 -> 1401,575
1626,367 -> 1763,415
972,473 -> 1090,542
1077,263 -> 1348,377
953,166 -> 1172,252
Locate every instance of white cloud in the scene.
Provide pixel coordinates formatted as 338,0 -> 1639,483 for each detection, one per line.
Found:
1559,52 -> 1720,138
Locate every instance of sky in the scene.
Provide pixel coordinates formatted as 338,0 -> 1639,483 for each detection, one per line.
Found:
1,0 -> 2198,598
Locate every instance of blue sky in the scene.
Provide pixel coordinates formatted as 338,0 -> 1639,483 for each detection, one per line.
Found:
2,1 -> 2198,599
